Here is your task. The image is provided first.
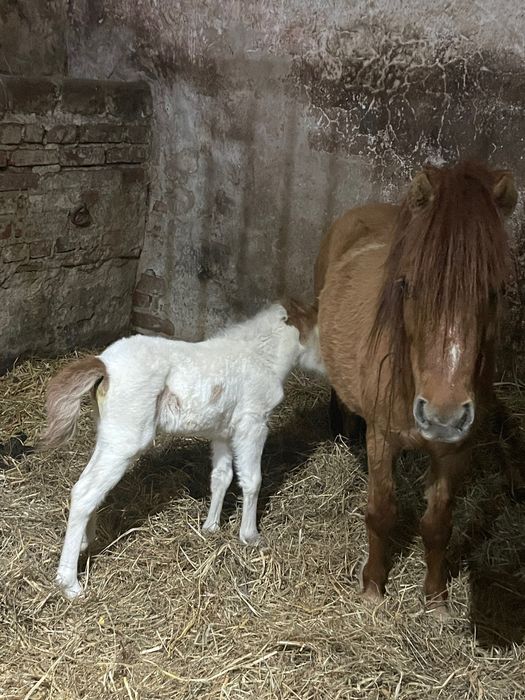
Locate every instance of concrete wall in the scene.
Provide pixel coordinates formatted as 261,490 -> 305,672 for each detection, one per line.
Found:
65,0 -> 525,372
0,1 -> 67,76
0,76 -> 151,371
2,2 -> 524,373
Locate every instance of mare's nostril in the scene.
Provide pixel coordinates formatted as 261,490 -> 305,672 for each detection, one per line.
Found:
414,396 -> 429,425
456,401 -> 475,431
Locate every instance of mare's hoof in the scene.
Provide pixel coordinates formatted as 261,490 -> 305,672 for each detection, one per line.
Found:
510,486 -> 525,504
360,584 -> 384,606
426,602 -> 452,621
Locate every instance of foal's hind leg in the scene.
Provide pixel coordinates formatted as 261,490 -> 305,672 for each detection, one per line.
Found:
56,444 -> 137,599
202,439 -> 233,534
420,448 -> 471,614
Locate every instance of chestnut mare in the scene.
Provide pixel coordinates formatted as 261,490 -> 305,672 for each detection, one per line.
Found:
315,161 -> 522,614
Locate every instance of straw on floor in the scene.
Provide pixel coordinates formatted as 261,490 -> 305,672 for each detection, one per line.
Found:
1,354 -> 525,699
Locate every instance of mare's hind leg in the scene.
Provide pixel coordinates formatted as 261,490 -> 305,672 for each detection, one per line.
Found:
361,431 -> 397,601
420,448 -> 471,614
329,389 -> 367,448
490,397 -> 525,500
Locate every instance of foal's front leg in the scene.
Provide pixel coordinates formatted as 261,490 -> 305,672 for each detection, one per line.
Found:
420,448 -> 471,612
362,431 -> 397,600
232,420 -> 268,546
202,439 -> 233,533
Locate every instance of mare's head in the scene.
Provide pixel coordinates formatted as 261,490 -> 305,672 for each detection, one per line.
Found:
373,162 -> 517,443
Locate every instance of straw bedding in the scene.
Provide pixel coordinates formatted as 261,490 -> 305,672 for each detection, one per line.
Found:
1,354 -> 525,699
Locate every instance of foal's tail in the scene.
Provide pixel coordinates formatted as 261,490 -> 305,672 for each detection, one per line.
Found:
38,356 -> 108,451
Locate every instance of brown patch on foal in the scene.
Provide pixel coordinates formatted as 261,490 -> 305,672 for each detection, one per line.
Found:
156,387 -> 181,418
210,384 -> 223,404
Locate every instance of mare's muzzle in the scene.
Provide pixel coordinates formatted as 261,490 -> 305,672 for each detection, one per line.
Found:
413,396 -> 474,443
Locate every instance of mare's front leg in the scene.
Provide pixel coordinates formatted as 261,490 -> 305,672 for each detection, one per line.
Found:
420,447 -> 471,613
362,431 -> 397,600
232,419 -> 268,546
202,439 -> 233,533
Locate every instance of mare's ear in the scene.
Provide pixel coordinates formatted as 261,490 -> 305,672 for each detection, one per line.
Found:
407,170 -> 434,211
492,170 -> 518,217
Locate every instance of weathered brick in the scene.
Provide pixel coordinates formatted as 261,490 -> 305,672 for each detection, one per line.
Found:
33,164 -> 61,175
0,123 -> 23,144
132,290 -> 152,308
126,125 -> 150,143
55,236 -> 77,253
78,124 -> 126,143
135,271 -> 165,295
3,242 -> 28,263
16,260 -> 43,273
0,221 -> 23,240
0,171 -> 39,191
0,221 -> 14,239
46,125 -> 77,144
5,77 -> 58,114
24,124 -> 44,143
106,144 -> 147,164
106,81 -> 152,120
121,166 -> 146,185
59,145 -> 105,167
61,79 -> 106,115
30,240 -> 52,258
131,311 -> 174,336
9,147 -> 59,167
0,150 -> 8,168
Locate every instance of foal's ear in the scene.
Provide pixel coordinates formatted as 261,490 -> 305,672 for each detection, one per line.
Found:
492,171 -> 518,217
407,171 -> 434,211
281,298 -> 317,340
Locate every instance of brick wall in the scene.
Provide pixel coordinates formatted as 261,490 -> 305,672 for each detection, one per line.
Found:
0,76 -> 151,371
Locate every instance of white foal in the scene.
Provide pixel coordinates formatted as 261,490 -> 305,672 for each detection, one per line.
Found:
40,302 -> 323,599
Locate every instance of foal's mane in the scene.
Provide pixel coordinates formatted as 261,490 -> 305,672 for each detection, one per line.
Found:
370,161 -> 512,402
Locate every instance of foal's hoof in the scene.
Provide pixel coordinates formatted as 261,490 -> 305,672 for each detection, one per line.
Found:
240,532 -> 263,547
202,521 -> 220,535
55,575 -> 84,601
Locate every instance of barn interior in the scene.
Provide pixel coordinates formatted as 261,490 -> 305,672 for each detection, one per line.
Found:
1,2 -> 525,698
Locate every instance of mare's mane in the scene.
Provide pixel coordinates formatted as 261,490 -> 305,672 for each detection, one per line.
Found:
370,161 -> 512,401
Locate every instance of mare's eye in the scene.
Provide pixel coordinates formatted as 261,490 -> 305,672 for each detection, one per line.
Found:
396,277 -> 410,296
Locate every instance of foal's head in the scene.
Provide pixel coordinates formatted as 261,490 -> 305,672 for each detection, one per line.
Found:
374,162 -> 517,443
